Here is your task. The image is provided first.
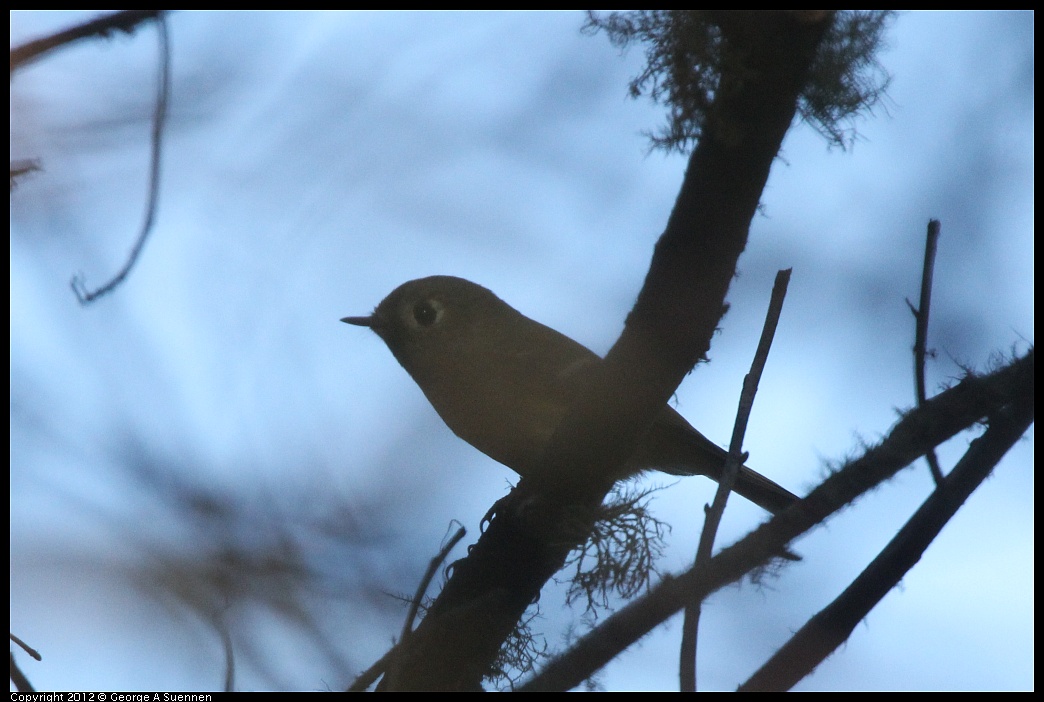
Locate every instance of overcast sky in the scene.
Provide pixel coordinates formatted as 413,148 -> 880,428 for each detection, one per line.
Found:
10,11 -> 1033,692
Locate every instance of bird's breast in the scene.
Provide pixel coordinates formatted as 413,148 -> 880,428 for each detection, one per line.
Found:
415,361 -> 566,479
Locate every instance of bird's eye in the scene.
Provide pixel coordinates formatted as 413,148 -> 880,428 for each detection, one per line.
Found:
412,300 -> 441,327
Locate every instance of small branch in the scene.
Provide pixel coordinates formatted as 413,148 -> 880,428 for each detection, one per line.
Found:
8,633 -> 40,661
906,219 -> 944,484
401,524 -> 467,642
219,623 -> 235,693
740,391 -> 1034,691
348,524 -> 467,692
10,10 -> 166,74
680,268 -> 791,691
70,13 -> 170,305
9,634 -> 39,693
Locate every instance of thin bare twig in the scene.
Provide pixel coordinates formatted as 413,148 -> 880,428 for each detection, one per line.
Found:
402,524 -> 467,642
219,622 -> 235,693
70,13 -> 170,305
10,10 -> 166,74
9,634 -> 40,694
680,268 -> 791,691
740,392 -> 1033,690
906,219 -> 944,484
348,524 -> 467,692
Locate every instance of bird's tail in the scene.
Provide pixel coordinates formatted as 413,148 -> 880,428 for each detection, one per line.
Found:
732,463 -> 798,515
641,408 -> 799,515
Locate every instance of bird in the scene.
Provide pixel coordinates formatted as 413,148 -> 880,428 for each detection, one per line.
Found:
342,275 -> 797,514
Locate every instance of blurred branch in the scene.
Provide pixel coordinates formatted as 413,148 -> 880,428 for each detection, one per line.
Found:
9,159 -> 40,191
9,10 -> 166,74
521,348 -> 1033,691
70,14 -> 170,304
680,267 -> 790,691
107,435 -> 372,690
740,388 -> 1034,690
9,634 -> 40,693
906,219 -> 944,484
9,652 -> 35,693
219,621 -> 236,693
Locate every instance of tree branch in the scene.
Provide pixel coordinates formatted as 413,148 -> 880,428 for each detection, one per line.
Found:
740,385 -> 1034,690
8,634 -> 40,693
70,14 -> 171,304
521,349 -> 1033,690
10,10 -> 166,74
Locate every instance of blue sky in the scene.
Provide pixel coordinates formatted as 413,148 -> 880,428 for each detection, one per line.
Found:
10,11 -> 1033,691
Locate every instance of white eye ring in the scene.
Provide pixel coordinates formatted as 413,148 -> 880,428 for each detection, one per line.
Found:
411,299 -> 443,327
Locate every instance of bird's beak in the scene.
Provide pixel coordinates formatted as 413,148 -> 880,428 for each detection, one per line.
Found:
341,315 -> 375,327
